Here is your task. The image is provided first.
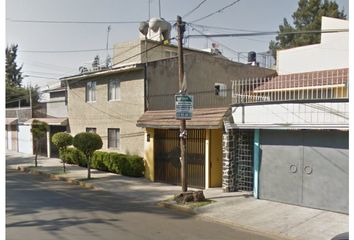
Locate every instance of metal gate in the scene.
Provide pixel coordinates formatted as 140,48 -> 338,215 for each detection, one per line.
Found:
259,130 -> 349,213
234,130 -> 254,191
154,129 -> 205,189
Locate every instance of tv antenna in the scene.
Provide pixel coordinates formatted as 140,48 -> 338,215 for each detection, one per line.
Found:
105,25 -> 111,68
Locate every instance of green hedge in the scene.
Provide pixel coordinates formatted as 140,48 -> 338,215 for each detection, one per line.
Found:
60,147 -> 87,167
62,148 -> 144,177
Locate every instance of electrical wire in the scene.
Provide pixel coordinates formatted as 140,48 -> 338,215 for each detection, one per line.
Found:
6,18 -> 141,24
190,0 -> 241,23
183,0 -> 208,19
186,28 -> 349,38
19,48 -> 113,54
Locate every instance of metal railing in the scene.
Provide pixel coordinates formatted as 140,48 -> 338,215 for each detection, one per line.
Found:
232,69 -> 349,104
148,89 -> 232,110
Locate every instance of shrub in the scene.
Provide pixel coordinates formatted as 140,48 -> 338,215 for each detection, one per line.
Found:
122,155 -> 144,177
61,147 -> 144,178
52,132 -> 73,173
73,132 -> 103,179
60,147 -> 87,167
91,151 -> 109,171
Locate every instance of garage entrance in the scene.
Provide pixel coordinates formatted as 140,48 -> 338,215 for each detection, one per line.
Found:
154,129 -> 206,189
259,130 -> 349,213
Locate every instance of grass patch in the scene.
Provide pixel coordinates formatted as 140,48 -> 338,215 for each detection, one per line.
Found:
185,199 -> 215,209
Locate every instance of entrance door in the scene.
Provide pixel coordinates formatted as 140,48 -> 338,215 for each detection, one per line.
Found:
154,129 -> 206,189
259,130 -> 348,213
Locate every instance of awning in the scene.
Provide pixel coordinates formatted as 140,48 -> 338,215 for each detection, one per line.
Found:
137,107 -> 228,129
6,118 -> 18,125
24,118 -> 68,126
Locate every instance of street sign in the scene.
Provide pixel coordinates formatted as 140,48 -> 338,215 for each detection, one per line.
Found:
175,94 -> 193,120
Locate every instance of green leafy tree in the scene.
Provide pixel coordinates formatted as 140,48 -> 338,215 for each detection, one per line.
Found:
6,44 -> 23,87
5,44 -> 40,107
31,120 -> 48,167
269,0 -> 346,59
52,132 -> 73,173
73,132 -> 103,179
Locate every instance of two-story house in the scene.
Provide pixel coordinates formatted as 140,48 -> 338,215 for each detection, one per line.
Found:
223,17 -> 349,214
62,36 -> 275,189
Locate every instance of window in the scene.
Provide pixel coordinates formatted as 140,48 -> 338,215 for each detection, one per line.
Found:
164,50 -> 177,58
215,83 -> 227,97
86,128 -> 96,133
86,81 -> 96,102
108,128 -> 120,149
108,79 -> 120,101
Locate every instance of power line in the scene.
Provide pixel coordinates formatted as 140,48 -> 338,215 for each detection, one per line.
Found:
23,74 -> 59,80
183,0 -> 208,19
189,25 -> 248,61
186,29 -> 349,38
189,23 -> 263,33
6,18 -> 141,24
190,0 -> 241,23
19,48 -> 113,53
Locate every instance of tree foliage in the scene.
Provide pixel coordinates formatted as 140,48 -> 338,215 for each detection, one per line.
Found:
31,120 -> 48,167
73,132 -> 103,179
6,44 -> 23,87
5,44 -> 40,107
269,0 -> 346,59
52,132 -> 73,173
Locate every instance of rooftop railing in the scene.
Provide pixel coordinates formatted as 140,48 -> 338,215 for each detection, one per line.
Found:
232,68 -> 348,104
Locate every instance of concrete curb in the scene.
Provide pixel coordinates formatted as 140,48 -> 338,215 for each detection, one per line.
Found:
157,201 -> 196,215
15,166 -> 103,191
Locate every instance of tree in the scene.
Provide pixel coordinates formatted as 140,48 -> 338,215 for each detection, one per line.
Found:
269,0 -> 346,59
31,120 -> 48,167
5,44 -> 40,107
6,44 -> 23,87
52,132 -> 73,173
73,132 -> 103,179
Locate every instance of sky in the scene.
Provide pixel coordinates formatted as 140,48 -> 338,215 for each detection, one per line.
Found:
5,0 -> 349,88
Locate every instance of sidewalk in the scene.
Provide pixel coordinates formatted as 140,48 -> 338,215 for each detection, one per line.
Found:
6,151 -> 349,240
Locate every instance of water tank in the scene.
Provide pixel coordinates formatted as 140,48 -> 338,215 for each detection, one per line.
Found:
248,51 -> 256,63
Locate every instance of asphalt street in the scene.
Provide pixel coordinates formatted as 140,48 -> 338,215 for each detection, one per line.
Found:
6,169 -> 277,240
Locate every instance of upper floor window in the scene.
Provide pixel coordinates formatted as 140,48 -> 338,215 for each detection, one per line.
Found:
86,81 -> 96,102
86,128 -> 96,133
215,83 -> 227,97
108,128 -> 120,149
108,79 -> 120,101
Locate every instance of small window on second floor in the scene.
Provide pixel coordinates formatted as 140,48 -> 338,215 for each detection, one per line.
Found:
215,83 -> 227,97
108,79 -> 120,101
86,128 -> 96,133
86,81 -> 96,102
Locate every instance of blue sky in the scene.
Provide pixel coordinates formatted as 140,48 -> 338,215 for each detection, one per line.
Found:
6,0 -> 349,87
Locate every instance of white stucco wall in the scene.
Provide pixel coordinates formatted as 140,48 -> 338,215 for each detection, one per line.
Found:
18,125 -> 33,154
231,102 -> 348,128
277,17 -> 348,74
46,100 -> 68,118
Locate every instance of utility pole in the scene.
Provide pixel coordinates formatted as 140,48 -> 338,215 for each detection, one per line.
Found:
177,15 -> 187,192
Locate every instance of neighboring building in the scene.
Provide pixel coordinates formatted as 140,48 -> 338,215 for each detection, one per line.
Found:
276,16 -> 348,74
6,107 -> 33,154
5,84 -> 69,158
62,38 -> 275,189
40,83 -> 68,118
223,17 -> 349,214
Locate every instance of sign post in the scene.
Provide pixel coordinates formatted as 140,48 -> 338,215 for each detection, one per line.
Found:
175,94 -> 193,120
